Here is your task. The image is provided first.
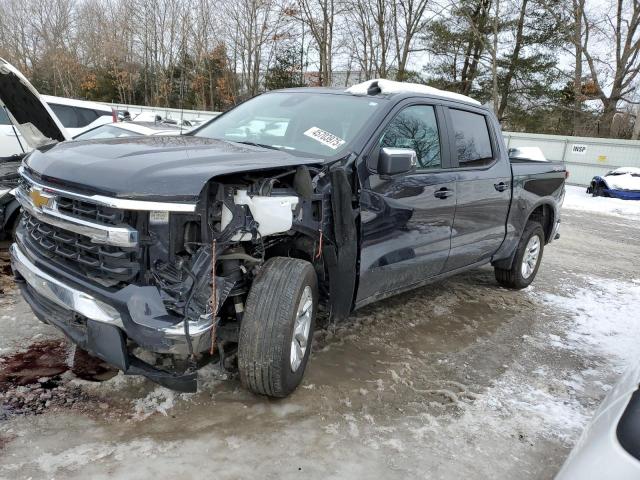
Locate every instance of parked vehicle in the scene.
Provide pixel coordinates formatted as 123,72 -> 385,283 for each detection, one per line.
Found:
0,58 -> 113,157
4,76 -> 565,397
0,154 -> 21,239
1,95 -> 114,157
587,167 -> 640,200
556,363 -> 640,479
0,58 -> 72,238
0,118 -> 183,238
74,121 -> 182,140
0,58 -> 185,238
0,106 -> 24,157
42,95 -> 114,137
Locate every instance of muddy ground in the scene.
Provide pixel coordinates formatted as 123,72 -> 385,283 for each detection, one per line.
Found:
0,208 -> 639,480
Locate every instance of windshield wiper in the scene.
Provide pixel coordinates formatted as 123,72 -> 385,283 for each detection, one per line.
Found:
234,141 -> 281,151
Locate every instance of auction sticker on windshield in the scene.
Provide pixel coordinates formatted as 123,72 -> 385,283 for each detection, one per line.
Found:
304,127 -> 346,150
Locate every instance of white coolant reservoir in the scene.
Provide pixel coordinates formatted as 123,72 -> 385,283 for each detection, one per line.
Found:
220,189 -> 300,241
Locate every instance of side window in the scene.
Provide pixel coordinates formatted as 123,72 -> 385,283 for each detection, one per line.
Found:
378,105 -> 441,169
450,109 -> 493,167
75,107 -> 100,127
49,104 -> 78,128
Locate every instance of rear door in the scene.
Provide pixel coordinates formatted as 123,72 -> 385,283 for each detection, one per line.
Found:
357,101 -> 457,303
442,106 -> 511,271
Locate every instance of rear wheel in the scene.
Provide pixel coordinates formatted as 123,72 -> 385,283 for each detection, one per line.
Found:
238,257 -> 317,397
494,222 -> 545,289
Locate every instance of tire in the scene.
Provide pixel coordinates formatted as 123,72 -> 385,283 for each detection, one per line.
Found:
494,222 -> 545,290
238,257 -> 318,397
592,183 -> 605,197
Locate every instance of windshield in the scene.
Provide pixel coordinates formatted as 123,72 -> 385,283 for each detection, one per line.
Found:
193,92 -> 383,158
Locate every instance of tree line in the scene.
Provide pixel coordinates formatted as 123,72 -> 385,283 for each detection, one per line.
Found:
0,0 -> 639,138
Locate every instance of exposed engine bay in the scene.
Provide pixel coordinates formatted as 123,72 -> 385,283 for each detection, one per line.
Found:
146,163 -> 357,374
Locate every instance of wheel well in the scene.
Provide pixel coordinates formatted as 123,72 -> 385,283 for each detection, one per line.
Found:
528,204 -> 554,243
259,234 -> 330,305
2,204 -> 21,240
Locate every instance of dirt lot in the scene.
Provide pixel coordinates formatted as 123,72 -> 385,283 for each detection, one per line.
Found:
1,199 -> 639,480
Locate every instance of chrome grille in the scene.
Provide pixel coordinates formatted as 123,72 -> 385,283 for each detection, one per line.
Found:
56,196 -> 127,226
21,212 -> 140,286
14,173 -> 139,248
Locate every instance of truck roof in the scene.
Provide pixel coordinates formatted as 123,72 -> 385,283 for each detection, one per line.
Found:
346,79 -> 481,106
272,79 -> 482,107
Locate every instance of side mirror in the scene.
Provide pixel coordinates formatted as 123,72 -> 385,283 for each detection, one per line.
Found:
378,147 -> 418,176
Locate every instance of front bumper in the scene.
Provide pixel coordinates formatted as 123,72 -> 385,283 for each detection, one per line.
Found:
9,242 -> 211,392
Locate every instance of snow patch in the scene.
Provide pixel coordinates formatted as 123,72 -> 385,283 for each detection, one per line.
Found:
346,78 -> 481,105
36,439 -> 178,474
563,185 -> 640,220
453,369 -> 590,444
132,387 -> 181,420
269,403 -> 304,418
539,276 -> 640,366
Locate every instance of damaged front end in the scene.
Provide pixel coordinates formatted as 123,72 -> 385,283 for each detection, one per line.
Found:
12,161 -> 359,392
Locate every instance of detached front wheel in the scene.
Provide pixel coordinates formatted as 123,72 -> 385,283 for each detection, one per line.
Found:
238,257 -> 317,397
494,222 -> 545,289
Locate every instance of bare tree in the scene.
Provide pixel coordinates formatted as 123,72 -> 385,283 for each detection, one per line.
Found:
298,0 -> 338,85
578,0 -> 640,136
393,0 -> 432,80
345,0 -> 393,78
225,0 -> 282,95
571,0 -> 586,134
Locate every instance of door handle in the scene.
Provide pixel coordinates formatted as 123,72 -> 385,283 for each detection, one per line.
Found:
494,182 -> 509,192
434,187 -> 454,199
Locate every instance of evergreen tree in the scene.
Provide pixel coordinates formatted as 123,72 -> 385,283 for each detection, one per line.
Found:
265,46 -> 305,91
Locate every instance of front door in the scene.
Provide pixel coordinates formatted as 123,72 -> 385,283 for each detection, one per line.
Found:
357,103 -> 456,304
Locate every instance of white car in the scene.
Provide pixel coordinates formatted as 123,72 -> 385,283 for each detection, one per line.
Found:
0,57 -> 73,237
556,363 -> 640,479
0,58 -> 71,149
0,59 -> 114,156
0,105 -> 25,156
42,94 -> 114,137
73,121 -> 182,139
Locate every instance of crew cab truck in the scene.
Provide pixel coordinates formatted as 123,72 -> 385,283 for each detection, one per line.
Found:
2,74 -> 565,397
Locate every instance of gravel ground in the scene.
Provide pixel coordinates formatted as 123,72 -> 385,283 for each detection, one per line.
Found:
0,205 -> 639,480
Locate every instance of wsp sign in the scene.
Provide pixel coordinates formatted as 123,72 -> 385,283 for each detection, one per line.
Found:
571,144 -> 587,155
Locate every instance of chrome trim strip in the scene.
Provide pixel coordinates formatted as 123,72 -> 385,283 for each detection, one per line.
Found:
10,243 -> 123,325
15,186 -> 139,247
19,166 -> 197,212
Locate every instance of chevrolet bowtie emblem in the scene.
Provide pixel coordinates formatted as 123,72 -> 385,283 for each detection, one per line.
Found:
29,188 -> 53,209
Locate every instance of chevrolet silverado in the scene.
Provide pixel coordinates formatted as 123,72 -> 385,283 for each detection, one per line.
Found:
1,70 -> 565,397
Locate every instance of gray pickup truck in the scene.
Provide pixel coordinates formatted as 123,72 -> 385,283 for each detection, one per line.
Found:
1,67 -> 565,397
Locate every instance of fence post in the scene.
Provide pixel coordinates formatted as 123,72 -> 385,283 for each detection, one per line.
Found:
561,139 -> 569,164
